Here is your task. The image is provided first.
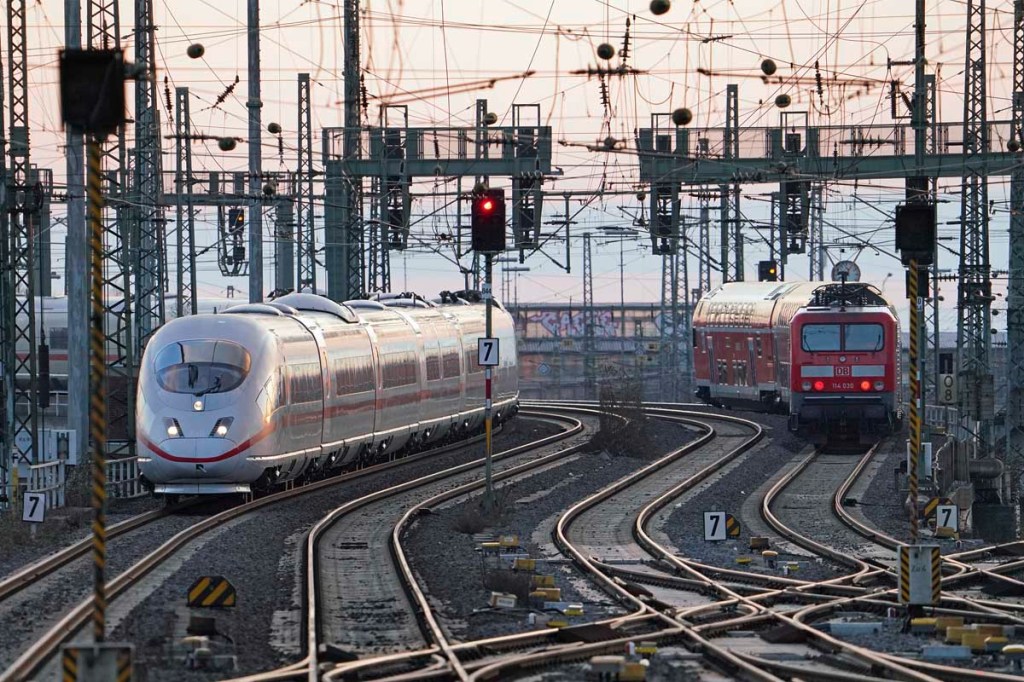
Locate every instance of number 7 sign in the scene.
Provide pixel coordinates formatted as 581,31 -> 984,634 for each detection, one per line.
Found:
478,338 -> 499,367
22,492 -> 45,523
935,504 -> 958,533
703,511 -> 727,541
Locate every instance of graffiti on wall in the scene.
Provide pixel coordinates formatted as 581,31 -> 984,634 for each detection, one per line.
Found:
521,309 -> 687,339
526,310 -> 618,338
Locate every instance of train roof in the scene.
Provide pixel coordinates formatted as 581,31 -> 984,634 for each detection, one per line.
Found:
700,281 -> 888,305
693,281 -> 893,330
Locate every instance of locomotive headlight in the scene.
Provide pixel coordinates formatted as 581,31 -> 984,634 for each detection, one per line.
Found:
860,380 -> 872,392
813,380 -> 825,391
165,418 -> 184,438
193,399 -> 204,412
874,381 -> 885,391
801,381 -> 811,391
210,417 -> 234,438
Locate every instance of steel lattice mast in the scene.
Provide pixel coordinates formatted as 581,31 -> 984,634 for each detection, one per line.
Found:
0,10 -> 11,502
174,88 -> 197,317
1006,0 -> 1024,504
956,0 -> 994,460
582,232 -> 595,398
297,73 -> 316,292
338,0 -> 364,299
88,0 -> 135,457
133,0 -> 165,351
6,0 -> 40,465
722,84 -> 742,282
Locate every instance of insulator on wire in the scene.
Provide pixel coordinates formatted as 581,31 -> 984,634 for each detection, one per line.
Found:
209,75 -> 240,111
164,76 -> 174,125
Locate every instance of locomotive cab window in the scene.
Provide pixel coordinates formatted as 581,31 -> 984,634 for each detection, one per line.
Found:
801,323 -> 884,352
844,323 -> 884,351
154,340 -> 251,395
801,324 -> 841,352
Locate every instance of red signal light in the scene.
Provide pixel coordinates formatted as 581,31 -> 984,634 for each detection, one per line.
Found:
813,380 -> 825,391
481,198 -> 494,212
860,380 -> 871,391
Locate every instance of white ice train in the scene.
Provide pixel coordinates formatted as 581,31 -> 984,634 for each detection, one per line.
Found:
135,292 -> 519,496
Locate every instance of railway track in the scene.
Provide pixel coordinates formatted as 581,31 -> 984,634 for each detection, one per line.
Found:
0,413 -> 568,682
21,403 -> 1020,682
457,407 -> 1024,682
309,410 -> 589,678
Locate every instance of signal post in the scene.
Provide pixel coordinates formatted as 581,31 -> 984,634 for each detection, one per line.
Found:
59,48 -> 134,679
895,200 -> 938,614
471,189 -> 506,511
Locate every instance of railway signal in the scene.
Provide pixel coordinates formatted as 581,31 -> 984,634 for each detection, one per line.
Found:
228,208 -> 245,235
757,260 -> 778,282
894,202 -> 936,266
471,189 -> 506,253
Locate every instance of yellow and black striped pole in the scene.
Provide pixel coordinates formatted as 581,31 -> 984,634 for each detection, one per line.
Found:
87,137 -> 108,642
908,258 -> 921,543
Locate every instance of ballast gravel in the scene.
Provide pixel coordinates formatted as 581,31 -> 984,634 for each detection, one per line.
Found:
0,506 -> 226,673
0,493 -> 164,580
403,419 -> 699,641
97,418 -> 565,680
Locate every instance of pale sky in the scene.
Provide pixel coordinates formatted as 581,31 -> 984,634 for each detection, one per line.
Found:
16,1 -> 1022,334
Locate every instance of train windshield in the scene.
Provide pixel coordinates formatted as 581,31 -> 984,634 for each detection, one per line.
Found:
801,323 -> 884,352
154,340 -> 251,395
844,323 -> 884,351
801,324 -> 841,352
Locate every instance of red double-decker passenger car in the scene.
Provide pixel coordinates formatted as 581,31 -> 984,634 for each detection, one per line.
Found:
691,281 -> 901,443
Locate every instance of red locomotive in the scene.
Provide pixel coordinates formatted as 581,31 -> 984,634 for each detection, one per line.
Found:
691,281 -> 902,443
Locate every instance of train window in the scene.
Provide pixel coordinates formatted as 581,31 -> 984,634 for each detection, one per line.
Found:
154,340 -> 251,395
382,351 -> 417,388
755,336 -> 763,358
801,324 -> 841,352
333,356 -> 373,396
844,324 -> 884,352
465,349 -> 484,374
49,327 -> 68,350
289,362 -> 322,403
426,351 -> 441,381
442,349 -> 461,378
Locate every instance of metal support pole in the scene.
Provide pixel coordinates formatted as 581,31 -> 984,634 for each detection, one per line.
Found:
66,0 -> 88,471
483,253 -> 494,510
247,0 -> 263,302
909,258 -> 922,543
619,236 -> 626,371
87,138 -> 107,641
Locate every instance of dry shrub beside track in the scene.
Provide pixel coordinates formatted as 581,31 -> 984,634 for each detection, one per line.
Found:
593,371 -> 654,457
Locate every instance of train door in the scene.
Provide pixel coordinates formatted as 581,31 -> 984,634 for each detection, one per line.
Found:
747,338 -> 757,387
706,335 -> 716,386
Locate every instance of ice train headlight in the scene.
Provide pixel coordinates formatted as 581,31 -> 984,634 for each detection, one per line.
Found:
210,417 -> 234,438
165,418 -> 184,438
